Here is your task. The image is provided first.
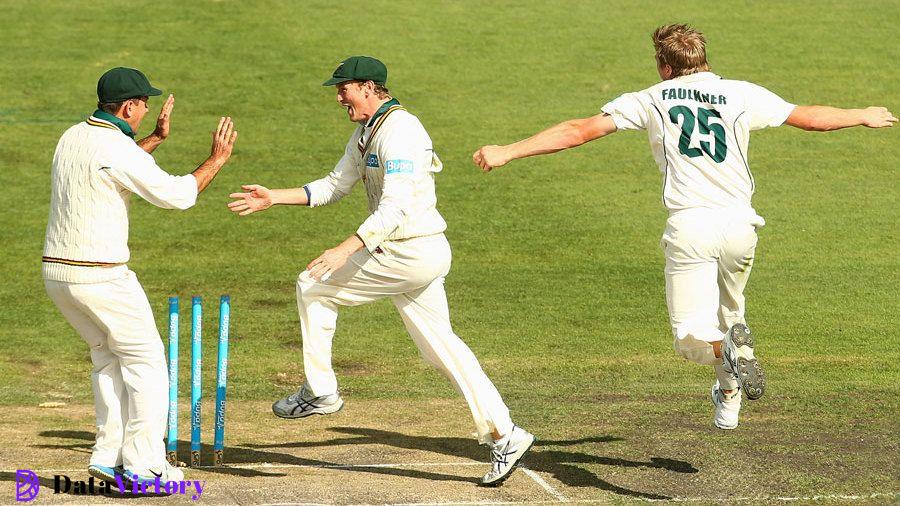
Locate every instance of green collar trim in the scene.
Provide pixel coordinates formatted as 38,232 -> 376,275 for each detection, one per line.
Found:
90,109 -> 135,138
365,98 -> 400,127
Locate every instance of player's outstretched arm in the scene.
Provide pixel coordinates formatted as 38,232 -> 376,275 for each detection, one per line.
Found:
472,113 -> 618,172
227,185 -> 310,216
138,94 -> 175,154
785,105 -> 897,131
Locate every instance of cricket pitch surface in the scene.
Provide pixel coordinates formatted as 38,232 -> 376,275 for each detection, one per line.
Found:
1,400 -> 896,504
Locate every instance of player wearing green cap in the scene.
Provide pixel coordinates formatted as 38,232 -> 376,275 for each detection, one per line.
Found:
229,56 -> 534,486
43,67 -> 238,485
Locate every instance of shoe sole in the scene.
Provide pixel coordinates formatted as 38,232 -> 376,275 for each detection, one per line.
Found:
272,398 -> 344,419
87,466 -> 118,483
479,435 -> 536,487
727,324 -> 765,401
710,384 -> 738,430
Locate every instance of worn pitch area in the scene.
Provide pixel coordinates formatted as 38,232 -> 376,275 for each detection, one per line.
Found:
1,399 -> 897,504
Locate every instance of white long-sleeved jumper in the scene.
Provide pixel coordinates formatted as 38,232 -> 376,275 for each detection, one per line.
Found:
42,113 -> 198,283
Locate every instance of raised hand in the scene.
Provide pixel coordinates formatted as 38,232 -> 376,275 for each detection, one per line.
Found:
228,184 -> 273,216
153,94 -> 175,139
211,116 -> 238,162
861,107 -> 898,128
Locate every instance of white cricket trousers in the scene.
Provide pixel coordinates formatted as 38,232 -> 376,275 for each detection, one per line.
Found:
661,208 -> 764,389
297,233 -> 513,444
44,270 -> 168,473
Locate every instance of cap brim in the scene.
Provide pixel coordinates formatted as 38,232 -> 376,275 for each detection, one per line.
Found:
147,86 -> 163,96
322,77 -> 353,86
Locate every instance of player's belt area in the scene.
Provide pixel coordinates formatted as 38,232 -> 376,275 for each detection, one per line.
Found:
42,256 -> 124,268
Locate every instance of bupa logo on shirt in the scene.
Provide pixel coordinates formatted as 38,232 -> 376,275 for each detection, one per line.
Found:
385,159 -> 414,174
366,154 -> 379,168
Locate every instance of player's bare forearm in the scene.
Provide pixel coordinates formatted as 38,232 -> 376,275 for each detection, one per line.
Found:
508,121 -> 591,158
336,234 -> 365,256
192,157 -> 227,193
227,186 -> 309,217
786,105 -> 898,131
473,113 -> 617,171
269,188 -> 310,206
137,133 -> 165,153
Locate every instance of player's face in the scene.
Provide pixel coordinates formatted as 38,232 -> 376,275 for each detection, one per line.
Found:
335,81 -> 374,123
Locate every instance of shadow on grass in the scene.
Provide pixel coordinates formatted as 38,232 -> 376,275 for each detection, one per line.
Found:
245,426 -> 696,499
33,428 -> 476,483
34,430 -> 287,478
34,425 -> 695,497
40,430 -> 95,439
33,430 -> 94,454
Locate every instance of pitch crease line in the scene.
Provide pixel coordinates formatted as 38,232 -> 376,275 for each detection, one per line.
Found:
521,466 -> 568,502
199,461 -> 486,470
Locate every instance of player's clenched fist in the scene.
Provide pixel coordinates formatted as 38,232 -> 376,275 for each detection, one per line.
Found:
472,145 -> 511,172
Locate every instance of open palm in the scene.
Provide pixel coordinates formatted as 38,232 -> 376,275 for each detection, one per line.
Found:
228,184 -> 273,216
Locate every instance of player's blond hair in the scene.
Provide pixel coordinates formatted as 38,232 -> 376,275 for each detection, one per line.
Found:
652,24 -> 710,77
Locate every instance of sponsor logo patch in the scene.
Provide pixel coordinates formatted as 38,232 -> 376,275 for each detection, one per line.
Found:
385,159 -> 414,174
366,154 -> 379,168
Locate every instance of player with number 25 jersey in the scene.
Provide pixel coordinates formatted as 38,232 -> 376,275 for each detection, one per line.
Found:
472,23 -> 895,431
601,74 -> 793,211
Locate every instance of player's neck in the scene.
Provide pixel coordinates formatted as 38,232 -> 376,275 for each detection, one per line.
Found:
361,97 -> 396,126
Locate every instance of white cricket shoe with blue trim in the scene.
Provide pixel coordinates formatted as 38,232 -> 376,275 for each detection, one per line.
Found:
272,385 -> 344,419
711,381 -> 741,429
87,464 -> 124,483
480,425 -> 535,486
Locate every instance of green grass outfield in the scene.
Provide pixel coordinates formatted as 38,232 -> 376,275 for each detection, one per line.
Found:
1,0 -> 897,501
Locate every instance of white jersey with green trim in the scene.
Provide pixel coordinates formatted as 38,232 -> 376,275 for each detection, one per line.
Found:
304,105 -> 447,253
601,72 -> 795,212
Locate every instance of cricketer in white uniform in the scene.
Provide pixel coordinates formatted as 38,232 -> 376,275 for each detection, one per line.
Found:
43,67 -> 237,483
228,56 -> 534,486
473,25 -> 896,430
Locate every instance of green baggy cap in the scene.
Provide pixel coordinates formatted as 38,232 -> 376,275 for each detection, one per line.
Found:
97,67 -> 163,103
322,56 -> 387,86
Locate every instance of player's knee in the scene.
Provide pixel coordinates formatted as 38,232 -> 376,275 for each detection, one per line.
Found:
108,336 -> 166,368
670,321 -> 723,365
